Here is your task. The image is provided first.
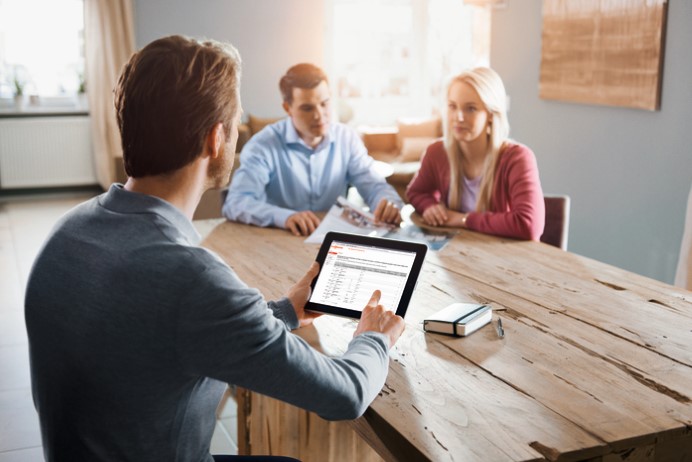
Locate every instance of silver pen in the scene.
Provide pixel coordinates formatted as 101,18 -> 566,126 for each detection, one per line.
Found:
496,318 -> 505,338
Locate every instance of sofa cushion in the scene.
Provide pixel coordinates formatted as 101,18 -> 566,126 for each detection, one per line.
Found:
396,117 -> 442,151
399,136 -> 436,162
248,114 -> 282,135
361,129 -> 398,153
236,124 -> 251,152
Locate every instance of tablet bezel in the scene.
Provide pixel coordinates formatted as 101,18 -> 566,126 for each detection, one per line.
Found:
306,231 -> 428,319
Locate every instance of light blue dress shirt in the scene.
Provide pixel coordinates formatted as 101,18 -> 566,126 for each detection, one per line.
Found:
223,118 -> 403,228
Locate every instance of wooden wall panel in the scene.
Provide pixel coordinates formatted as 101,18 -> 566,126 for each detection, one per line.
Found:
539,0 -> 668,111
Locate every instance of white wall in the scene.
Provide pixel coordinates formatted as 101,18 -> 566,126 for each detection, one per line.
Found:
490,2 -> 692,284
133,0 -> 691,284
133,0 -> 325,119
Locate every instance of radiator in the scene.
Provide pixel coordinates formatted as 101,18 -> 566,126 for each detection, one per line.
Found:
0,116 -> 96,188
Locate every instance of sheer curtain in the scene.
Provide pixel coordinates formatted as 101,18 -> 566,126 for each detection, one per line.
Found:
675,183 -> 692,289
84,0 -> 135,189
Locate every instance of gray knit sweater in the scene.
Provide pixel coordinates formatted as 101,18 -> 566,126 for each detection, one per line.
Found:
25,184 -> 389,462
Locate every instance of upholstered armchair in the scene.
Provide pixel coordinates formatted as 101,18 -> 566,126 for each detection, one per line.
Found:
360,116 -> 443,201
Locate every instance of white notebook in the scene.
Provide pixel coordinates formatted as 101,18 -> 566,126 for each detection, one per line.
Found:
423,303 -> 492,337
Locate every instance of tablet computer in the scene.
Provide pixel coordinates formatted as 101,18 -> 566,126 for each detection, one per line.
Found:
306,231 -> 428,319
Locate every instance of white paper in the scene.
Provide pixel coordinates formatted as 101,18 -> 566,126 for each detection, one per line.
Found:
304,196 -> 394,244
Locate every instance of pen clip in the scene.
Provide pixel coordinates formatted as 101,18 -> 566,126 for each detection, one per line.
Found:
496,318 -> 505,338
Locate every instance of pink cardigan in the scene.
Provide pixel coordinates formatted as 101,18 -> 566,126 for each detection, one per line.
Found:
406,140 -> 545,240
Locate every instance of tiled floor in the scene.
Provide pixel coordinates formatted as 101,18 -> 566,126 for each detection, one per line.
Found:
0,191 -> 236,461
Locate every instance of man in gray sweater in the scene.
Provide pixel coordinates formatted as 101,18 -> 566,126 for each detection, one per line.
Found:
25,35 -> 405,462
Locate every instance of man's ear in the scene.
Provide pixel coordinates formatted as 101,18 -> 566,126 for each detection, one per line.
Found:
282,101 -> 291,116
206,123 -> 224,159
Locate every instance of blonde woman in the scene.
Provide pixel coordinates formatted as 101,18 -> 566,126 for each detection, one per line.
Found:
406,67 -> 545,240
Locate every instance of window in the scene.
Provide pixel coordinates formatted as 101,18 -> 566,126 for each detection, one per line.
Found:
328,0 -> 490,126
0,0 -> 85,105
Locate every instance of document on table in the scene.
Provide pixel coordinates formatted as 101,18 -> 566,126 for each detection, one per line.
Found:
305,197 -> 458,251
304,197 -> 394,244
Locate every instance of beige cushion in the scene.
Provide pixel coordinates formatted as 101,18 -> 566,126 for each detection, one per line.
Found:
398,136 -> 436,163
236,124 -> 251,152
396,117 -> 442,151
368,150 -> 400,163
362,130 -> 398,153
248,114 -> 281,135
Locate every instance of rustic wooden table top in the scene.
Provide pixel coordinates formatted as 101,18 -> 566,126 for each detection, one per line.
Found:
202,219 -> 692,461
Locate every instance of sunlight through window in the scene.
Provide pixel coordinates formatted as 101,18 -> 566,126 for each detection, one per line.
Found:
0,0 -> 85,100
329,0 -> 489,126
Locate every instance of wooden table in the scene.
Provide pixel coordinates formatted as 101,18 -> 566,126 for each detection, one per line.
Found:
202,220 -> 692,462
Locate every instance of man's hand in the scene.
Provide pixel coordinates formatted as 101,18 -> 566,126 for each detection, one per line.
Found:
373,199 -> 402,225
287,262 -> 322,327
353,290 -> 405,348
421,203 -> 449,227
286,211 -> 321,236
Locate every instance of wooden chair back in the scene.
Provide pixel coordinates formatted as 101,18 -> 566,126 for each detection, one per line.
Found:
540,195 -> 571,250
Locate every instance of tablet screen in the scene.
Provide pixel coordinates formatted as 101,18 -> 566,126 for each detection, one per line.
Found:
310,240 -> 417,312
306,232 -> 427,319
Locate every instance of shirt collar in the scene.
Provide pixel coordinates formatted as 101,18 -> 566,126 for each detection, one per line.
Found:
284,119 -> 333,153
99,184 -> 201,244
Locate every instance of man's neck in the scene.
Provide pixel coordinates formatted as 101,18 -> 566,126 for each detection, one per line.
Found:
301,133 -> 323,149
123,160 -> 207,220
293,122 -> 326,149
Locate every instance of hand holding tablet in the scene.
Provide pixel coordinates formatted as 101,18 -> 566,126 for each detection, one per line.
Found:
286,262 -> 323,328
306,232 -> 428,319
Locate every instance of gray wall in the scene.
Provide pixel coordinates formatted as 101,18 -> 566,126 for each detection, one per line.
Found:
134,0 -> 691,284
134,0 -> 325,118
491,1 -> 692,284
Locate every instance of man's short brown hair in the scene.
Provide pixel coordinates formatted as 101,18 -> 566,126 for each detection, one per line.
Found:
279,63 -> 328,104
114,35 -> 241,177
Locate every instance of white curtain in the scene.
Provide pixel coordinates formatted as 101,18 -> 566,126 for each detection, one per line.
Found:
84,0 -> 135,189
675,183 -> 692,289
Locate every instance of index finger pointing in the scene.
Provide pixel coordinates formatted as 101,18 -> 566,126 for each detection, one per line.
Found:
367,290 -> 382,307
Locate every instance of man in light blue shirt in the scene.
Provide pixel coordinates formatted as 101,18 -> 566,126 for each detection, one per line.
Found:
223,63 -> 403,236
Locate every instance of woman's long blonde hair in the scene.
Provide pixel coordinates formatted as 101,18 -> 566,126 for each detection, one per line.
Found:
444,67 -> 510,212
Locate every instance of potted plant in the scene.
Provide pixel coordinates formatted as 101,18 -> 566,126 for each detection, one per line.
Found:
13,76 -> 25,110
76,70 -> 87,109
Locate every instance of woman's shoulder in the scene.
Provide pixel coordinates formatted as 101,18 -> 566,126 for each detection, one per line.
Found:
423,139 -> 447,157
419,140 -> 448,169
500,141 -> 537,164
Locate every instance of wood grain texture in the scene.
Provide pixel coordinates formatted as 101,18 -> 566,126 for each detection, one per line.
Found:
539,0 -> 668,111
202,220 -> 692,461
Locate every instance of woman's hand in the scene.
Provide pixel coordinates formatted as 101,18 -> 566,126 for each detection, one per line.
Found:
445,210 -> 469,228
421,204 -> 449,227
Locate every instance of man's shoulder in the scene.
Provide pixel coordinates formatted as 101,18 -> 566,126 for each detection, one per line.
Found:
48,195 -> 101,233
251,118 -> 287,140
241,119 -> 289,154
